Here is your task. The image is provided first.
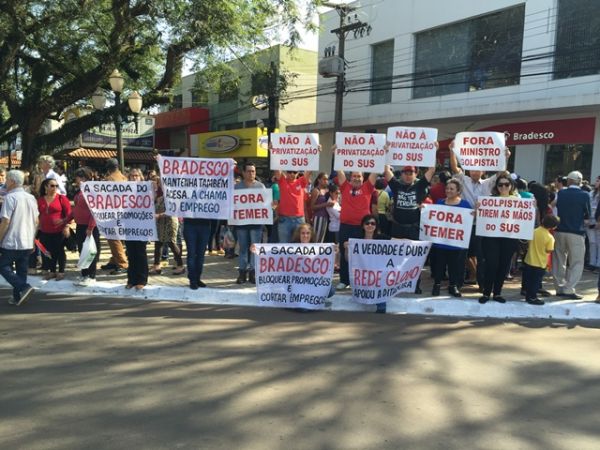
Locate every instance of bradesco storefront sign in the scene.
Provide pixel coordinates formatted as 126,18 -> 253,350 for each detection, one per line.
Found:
196,127 -> 270,158
484,118 -> 596,145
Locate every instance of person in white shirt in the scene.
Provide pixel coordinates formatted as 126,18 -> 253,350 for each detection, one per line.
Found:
38,155 -> 67,195
0,170 -> 39,305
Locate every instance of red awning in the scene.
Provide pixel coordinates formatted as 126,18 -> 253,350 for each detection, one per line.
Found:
67,148 -> 155,162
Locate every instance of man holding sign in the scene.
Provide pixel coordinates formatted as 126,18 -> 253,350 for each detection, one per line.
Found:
232,162 -> 268,285
336,168 -> 378,290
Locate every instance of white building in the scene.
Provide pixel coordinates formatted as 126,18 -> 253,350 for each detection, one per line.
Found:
290,0 -> 600,184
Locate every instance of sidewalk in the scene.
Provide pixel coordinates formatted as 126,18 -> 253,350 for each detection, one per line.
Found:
8,239 -> 600,321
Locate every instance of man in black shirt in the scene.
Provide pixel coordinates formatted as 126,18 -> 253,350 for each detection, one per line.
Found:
384,164 -> 435,239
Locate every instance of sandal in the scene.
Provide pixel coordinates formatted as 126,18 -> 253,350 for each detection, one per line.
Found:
125,284 -> 134,289
135,284 -> 145,290
149,267 -> 162,275
43,272 -> 57,280
173,267 -> 186,275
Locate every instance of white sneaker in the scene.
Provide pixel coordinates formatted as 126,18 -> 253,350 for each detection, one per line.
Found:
75,277 -> 96,287
336,282 -> 348,290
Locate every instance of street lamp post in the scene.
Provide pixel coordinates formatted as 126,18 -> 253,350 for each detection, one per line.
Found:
92,69 -> 143,172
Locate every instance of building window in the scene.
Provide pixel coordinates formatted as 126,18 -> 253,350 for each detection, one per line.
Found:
554,0 -> 600,79
370,40 -> 394,105
544,144 -> 593,183
191,88 -> 209,106
219,77 -> 239,103
171,94 -> 182,110
413,5 -> 525,98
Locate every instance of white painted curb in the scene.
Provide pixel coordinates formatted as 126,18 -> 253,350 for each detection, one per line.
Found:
9,276 -> 600,321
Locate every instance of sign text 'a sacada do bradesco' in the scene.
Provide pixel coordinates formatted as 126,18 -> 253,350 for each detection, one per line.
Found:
82,181 -> 157,241
334,132 -> 386,172
348,239 -> 431,304
254,243 -> 335,310
453,131 -> 506,171
475,196 -> 536,240
270,132 -> 320,171
386,126 -> 438,167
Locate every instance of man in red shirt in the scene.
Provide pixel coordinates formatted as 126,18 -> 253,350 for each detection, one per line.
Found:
274,170 -> 313,243
337,170 -> 378,289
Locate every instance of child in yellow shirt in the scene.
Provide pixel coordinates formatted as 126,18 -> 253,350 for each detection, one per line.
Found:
522,215 -> 560,305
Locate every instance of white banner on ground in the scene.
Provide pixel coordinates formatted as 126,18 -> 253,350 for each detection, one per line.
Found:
475,196 -> 535,240
348,239 -> 431,304
270,132 -> 320,171
334,132 -> 386,172
453,131 -> 506,171
158,156 -> 234,219
386,126 -> 438,167
419,204 -> 473,249
229,189 -> 273,226
82,181 -> 157,241
255,243 -> 335,310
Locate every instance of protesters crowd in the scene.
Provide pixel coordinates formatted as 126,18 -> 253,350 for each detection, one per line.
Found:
1,146 -> 599,311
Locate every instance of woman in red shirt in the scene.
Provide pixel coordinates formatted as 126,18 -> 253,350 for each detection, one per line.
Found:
37,178 -> 71,280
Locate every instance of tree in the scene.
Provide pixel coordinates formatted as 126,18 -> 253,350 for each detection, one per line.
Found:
0,0 -> 318,168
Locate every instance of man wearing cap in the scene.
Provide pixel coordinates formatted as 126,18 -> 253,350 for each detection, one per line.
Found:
336,169 -> 378,290
101,158 -> 128,274
553,170 -> 591,299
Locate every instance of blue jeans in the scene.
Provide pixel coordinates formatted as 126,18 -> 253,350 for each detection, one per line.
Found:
183,221 -> 211,287
278,216 -> 305,243
0,248 -> 31,300
237,225 -> 263,271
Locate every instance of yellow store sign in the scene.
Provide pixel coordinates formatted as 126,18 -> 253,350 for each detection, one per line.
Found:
196,127 -> 274,158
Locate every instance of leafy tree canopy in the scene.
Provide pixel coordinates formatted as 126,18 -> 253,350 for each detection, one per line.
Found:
0,0 -> 318,168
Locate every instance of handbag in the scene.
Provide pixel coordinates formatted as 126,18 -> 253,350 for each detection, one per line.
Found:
77,235 -> 98,270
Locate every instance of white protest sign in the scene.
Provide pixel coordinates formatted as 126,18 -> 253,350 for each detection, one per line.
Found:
334,132 -> 386,172
420,204 -> 473,249
158,156 -> 234,219
255,243 -> 335,310
82,181 -> 157,241
475,196 -> 535,240
348,239 -> 431,304
386,126 -> 438,167
453,131 -> 506,171
270,132 -> 320,171
229,188 -> 273,226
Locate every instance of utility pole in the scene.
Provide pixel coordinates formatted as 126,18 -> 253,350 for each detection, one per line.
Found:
322,2 -> 370,169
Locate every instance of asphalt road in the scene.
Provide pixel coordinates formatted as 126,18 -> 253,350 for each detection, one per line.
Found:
1,290 -> 600,450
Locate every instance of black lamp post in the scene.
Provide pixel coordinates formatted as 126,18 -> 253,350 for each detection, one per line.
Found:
92,69 -> 143,172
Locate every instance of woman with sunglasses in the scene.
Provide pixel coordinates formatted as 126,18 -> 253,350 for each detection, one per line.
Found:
431,179 -> 472,297
37,178 -> 72,280
347,214 -> 390,313
479,174 -> 520,304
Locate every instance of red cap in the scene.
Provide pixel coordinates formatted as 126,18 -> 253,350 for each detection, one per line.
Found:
402,165 -> 417,173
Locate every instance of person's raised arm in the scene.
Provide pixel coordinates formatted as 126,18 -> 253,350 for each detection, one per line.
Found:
337,169 -> 347,186
449,140 -> 461,175
383,164 -> 394,182
423,166 -> 436,183
367,171 -> 378,186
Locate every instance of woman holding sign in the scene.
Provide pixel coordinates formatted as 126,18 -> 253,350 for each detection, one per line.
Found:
124,169 -> 149,290
431,179 -> 471,297
478,174 -> 519,304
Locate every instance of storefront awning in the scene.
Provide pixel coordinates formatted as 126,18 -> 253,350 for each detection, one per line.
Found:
66,148 -> 155,162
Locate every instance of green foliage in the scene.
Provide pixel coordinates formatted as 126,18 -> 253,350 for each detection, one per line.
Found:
0,0 -> 319,168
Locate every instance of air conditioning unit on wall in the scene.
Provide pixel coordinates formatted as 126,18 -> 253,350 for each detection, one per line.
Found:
319,56 -> 344,77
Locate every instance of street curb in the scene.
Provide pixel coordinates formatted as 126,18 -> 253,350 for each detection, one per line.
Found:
10,276 -> 600,321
